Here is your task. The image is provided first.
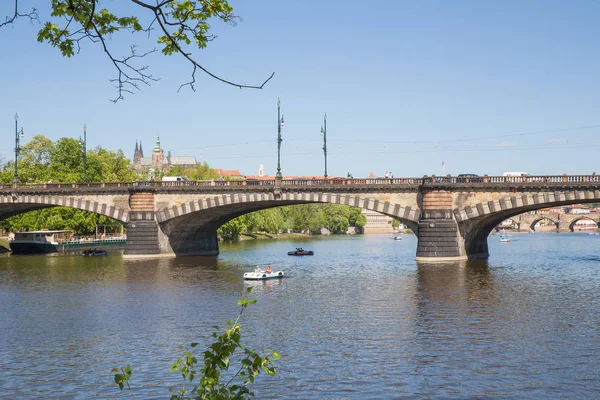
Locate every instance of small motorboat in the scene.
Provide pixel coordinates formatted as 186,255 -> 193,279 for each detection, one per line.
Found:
83,248 -> 108,256
500,235 -> 510,243
393,235 -> 402,240
287,247 -> 314,256
244,266 -> 285,281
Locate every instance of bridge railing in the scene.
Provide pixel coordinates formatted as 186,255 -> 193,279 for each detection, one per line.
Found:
0,175 -> 598,191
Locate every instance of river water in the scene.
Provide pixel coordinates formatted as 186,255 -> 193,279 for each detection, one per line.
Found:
0,233 -> 599,399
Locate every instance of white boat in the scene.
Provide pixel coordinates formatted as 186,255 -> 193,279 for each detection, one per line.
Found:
393,235 -> 402,240
244,268 -> 285,281
500,235 -> 510,243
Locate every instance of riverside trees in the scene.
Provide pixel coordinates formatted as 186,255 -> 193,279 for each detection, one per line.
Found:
0,135 -> 136,235
217,204 -> 368,240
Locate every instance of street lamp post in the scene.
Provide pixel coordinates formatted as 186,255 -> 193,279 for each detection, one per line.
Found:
276,98 -> 284,179
320,112 -> 327,179
14,113 -> 24,184
80,124 -> 87,182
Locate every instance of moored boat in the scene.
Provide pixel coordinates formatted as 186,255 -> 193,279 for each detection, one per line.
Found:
287,247 -> 314,256
9,229 -> 126,254
10,230 -> 70,254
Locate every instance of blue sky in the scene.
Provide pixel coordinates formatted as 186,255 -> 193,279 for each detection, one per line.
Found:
1,0 -> 599,178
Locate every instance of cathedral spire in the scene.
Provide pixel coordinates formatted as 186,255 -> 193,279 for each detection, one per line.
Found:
135,140 -> 139,153
153,135 -> 162,152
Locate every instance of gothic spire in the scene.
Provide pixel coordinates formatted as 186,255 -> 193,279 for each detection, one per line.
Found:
154,135 -> 162,152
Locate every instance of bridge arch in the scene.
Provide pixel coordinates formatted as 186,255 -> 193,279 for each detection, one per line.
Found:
454,189 -> 600,258
529,216 -> 559,232
567,216 -> 599,232
154,192 -> 421,255
0,194 -> 128,223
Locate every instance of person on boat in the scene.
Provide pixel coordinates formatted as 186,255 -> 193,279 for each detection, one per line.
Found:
254,265 -> 261,273
265,266 -> 273,274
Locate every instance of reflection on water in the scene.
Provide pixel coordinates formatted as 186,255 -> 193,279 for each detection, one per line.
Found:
0,233 -> 599,399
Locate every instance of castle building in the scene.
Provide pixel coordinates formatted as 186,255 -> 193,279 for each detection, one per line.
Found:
133,136 -> 197,175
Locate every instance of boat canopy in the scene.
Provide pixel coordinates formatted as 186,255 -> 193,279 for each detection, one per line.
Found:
16,230 -> 71,234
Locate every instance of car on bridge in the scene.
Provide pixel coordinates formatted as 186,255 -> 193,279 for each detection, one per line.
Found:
457,174 -> 483,183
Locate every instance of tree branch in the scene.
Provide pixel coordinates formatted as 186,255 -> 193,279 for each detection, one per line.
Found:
0,0 -> 38,28
2,0 -> 274,102
152,5 -> 274,91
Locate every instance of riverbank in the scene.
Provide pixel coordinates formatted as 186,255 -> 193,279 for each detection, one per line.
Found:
0,239 -> 10,253
237,232 -> 311,241
222,229 -> 415,242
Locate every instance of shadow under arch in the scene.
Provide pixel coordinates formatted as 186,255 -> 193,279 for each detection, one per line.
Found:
157,198 -> 420,256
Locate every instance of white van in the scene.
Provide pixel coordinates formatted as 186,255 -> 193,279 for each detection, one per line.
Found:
502,172 -> 528,177
162,176 -> 188,182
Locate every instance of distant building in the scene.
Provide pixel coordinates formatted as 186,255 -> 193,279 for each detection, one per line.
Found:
566,204 -> 591,214
214,169 -> 242,179
362,209 -> 394,234
133,137 -> 197,175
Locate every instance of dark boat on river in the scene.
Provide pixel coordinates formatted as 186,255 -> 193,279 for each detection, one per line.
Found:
83,248 -> 108,256
287,247 -> 314,256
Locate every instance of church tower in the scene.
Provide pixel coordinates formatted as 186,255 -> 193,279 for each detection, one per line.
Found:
133,140 -> 143,168
151,136 -> 164,170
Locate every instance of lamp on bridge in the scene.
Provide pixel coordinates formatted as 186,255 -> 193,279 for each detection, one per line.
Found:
14,113 -> 24,184
276,98 -> 284,179
79,124 -> 87,182
320,112 -> 327,179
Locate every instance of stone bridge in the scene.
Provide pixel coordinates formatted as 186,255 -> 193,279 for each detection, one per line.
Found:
0,174 -> 598,261
499,212 -> 599,232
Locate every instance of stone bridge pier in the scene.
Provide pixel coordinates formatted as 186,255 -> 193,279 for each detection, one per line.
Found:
124,191 -> 221,257
416,190 -> 465,261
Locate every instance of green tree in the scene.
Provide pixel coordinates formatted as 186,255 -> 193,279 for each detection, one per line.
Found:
49,138 -> 85,182
92,147 -> 138,182
355,213 -> 367,230
217,218 -> 247,241
164,162 -> 220,181
1,1 -> 273,102
0,207 -> 122,236
0,135 -> 55,184
0,135 -> 133,235
113,289 -> 280,399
